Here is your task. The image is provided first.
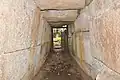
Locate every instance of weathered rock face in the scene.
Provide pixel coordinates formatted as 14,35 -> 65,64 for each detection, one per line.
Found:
42,10 -> 78,26
1,0 -> 120,80
42,10 -> 78,22
70,0 -> 120,80
0,0 -> 51,80
0,0 -> 36,55
0,0 -> 36,79
34,0 -> 85,9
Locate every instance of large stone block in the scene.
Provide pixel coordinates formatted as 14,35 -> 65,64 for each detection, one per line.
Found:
0,0 -> 36,53
73,0 -> 120,79
42,10 -> 78,22
3,50 -> 29,80
96,67 -> 120,80
35,0 -> 85,9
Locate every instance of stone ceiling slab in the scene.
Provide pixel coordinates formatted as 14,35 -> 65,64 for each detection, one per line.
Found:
35,0 -> 85,9
42,10 -> 78,22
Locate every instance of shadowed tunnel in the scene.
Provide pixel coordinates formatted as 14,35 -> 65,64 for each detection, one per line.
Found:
32,25 -> 93,80
0,0 -> 120,80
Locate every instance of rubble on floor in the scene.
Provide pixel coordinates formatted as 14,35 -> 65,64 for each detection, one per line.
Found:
33,49 -> 87,80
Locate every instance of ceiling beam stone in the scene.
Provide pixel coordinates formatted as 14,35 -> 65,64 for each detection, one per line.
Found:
34,0 -> 85,9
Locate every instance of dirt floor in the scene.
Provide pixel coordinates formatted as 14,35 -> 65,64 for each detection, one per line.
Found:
33,49 -> 92,80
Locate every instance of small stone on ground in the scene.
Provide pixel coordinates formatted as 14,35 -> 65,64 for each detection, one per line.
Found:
33,49 -> 83,80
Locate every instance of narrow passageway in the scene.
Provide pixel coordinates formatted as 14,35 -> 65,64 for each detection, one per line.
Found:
1,0 -> 120,80
33,25 -> 93,80
33,49 -> 82,80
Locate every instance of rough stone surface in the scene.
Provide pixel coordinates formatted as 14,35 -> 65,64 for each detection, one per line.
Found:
3,50 -> 29,80
96,67 -> 120,80
35,0 -> 85,9
71,0 -> 120,80
0,55 -> 4,80
42,10 -> 78,22
0,0 -> 36,53
0,0 -> 51,80
0,0 -> 36,79
1,0 -> 120,80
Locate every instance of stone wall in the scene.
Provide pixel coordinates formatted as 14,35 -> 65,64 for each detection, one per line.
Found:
0,0 -> 51,80
71,0 -> 120,80
34,0 -> 85,9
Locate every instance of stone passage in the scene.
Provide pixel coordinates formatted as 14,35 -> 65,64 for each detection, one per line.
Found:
33,49 -> 92,80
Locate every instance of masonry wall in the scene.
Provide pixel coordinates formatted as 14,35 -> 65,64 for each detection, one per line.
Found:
0,0 -> 51,80
72,0 -> 120,80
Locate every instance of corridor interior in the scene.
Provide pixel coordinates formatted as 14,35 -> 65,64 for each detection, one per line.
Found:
1,0 -> 120,80
33,26 -> 92,80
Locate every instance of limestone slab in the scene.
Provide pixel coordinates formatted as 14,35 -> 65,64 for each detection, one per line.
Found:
35,0 -> 85,9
